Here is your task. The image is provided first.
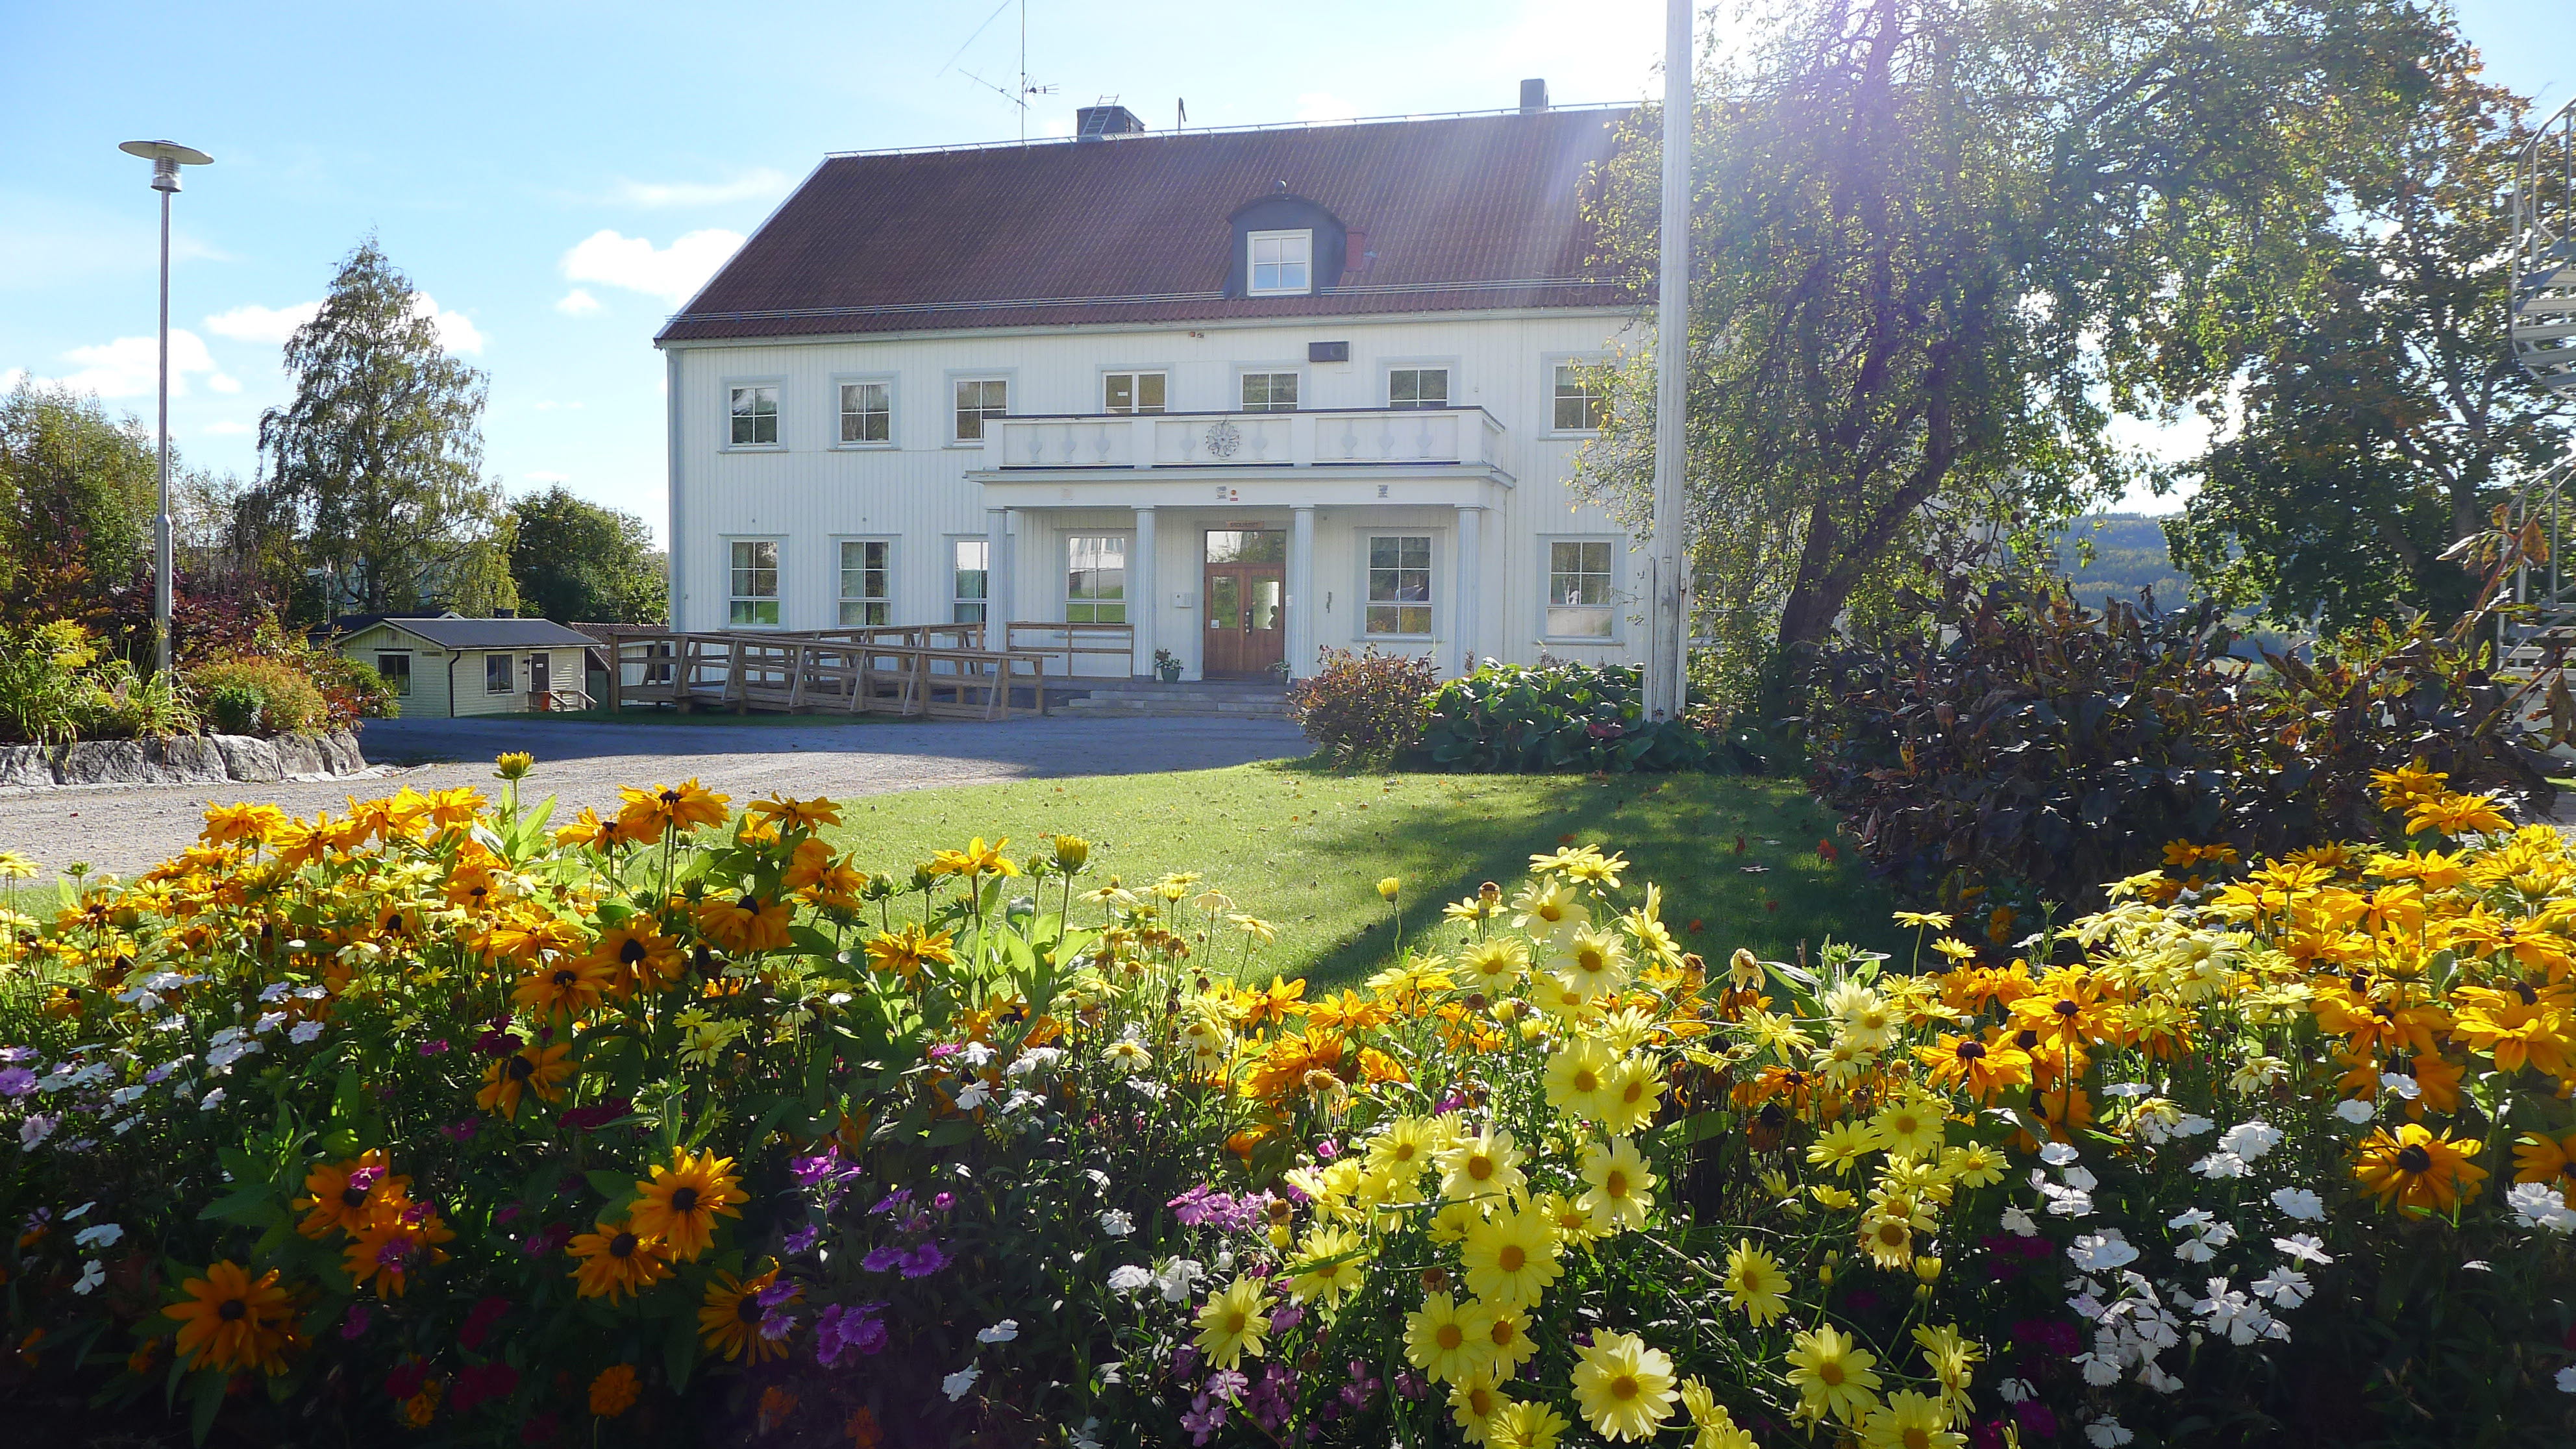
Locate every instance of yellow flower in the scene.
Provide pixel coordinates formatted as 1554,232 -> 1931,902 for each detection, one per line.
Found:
1192,1274 -> 1274,1368
1286,1226 -> 1368,1307
615,778 -> 730,840
2352,1122 -> 2488,1212
1578,1135 -> 1657,1235
1870,1093 -> 1946,1159
162,1260 -> 296,1376
1568,1330 -> 1679,1441
698,1265 -> 793,1363
930,837 -> 1021,878
1807,1120 -> 1885,1176
1892,910 -> 1954,930
493,752 -> 534,780
1679,1378 -> 1757,1449
1489,1398 -> 1570,1449
694,892 -> 793,954
629,1147 -> 748,1261
1552,927 -> 1633,999
1461,937 -> 1531,991
1859,1390 -> 1963,1449
1912,1322 -> 1981,1400
589,1363 -> 640,1417
864,924 -> 956,981
1480,1300 -> 1538,1374
1721,1239 -> 1790,1325
1378,876 -> 1402,900
1437,1123 -> 1529,1206
1403,1291 -> 1498,1385
1542,1039 -> 1618,1122
476,1041 -> 573,1121
1449,1370 -> 1511,1444
566,1218 -> 671,1302
1785,1324 -> 1882,1425
1459,1206 -> 1563,1307
1595,1056 -> 1665,1136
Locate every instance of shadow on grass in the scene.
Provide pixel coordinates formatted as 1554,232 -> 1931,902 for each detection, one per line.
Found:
1285,770 -> 1911,988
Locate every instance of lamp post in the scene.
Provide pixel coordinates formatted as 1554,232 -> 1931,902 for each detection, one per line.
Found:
1643,0 -> 1692,721
117,139 -> 212,680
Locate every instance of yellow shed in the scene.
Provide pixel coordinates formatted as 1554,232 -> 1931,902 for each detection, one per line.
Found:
334,615 -> 597,718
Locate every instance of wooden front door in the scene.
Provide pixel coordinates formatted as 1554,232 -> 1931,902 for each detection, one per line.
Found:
1203,530 -> 1287,678
528,653 -> 550,700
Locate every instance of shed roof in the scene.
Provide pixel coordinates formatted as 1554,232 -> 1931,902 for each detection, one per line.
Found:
359,617 -> 597,650
656,106 -> 1638,343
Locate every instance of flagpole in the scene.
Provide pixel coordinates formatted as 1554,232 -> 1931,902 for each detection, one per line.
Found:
1645,0 -> 1693,719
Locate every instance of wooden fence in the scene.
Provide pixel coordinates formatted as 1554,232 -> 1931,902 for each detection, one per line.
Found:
591,623 -> 1132,721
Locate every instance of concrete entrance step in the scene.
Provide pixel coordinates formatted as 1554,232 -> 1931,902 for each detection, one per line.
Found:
1059,679 -> 1294,719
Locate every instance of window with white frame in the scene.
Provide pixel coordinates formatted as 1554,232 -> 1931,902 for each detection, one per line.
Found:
1388,367 -> 1448,409
1103,371 -> 1167,414
1552,364 -> 1607,432
1365,535 -> 1433,636
950,538 -> 989,624
1545,540 -> 1616,639
838,540 -> 891,626
1246,229 -> 1313,295
1064,534 -> 1128,624
952,378 -> 1009,441
728,539 -> 781,626
727,384 -> 780,446
485,654 -> 515,693
837,380 -> 891,443
1239,371 -> 1300,412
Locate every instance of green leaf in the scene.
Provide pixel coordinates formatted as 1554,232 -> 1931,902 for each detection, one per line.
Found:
188,1367 -> 227,1445
586,1168 -> 639,1206
663,1305 -> 698,1392
198,1187 -> 285,1228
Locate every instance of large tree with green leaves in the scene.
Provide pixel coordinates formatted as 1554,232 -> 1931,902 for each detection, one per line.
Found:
1575,0 -> 2451,692
2162,38 -> 2569,632
251,237 -> 514,619
0,379 -> 157,633
508,487 -> 667,623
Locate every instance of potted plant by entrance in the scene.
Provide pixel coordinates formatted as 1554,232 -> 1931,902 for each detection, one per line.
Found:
1154,648 -> 1183,683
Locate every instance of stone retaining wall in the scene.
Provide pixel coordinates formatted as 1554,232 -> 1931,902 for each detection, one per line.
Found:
0,730 -> 369,789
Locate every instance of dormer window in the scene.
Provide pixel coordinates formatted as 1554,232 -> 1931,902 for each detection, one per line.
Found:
1247,230 -> 1313,296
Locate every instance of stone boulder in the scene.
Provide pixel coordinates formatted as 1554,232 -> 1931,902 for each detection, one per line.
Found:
57,739 -> 144,785
0,745 -> 51,789
143,736 -> 230,784
273,734 -> 325,776
212,734 -> 284,784
320,728 -> 368,774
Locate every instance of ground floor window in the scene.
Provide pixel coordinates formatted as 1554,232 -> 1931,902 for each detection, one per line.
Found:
484,654 -> 514,693
839,539 -> 891,626
1366,535 -> 1433,636
950,539 -> 989,624
729,539 -> 780,626
376,652 -> 412,697
1545,539 -> 1616,639
1065,534 -> 1127,624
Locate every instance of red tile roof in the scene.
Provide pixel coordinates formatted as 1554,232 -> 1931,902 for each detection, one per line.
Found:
656,106 -> 1639,343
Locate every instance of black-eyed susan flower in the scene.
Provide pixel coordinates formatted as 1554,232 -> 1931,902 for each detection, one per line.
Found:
589,923 -> 686,994
565,1219 -> 671,1302
512,954 -> 617,1017
863,924 -> 954,981
615,779 -> 731,841
476,1041 -> 573,1121
162,1260 -> 297,1375
694,892 -> 792,954
697,1265 -> 792,1363
296,1150 -> 408,1240
2353,1122 -> 2488,1211
628,1146 -> 746,1261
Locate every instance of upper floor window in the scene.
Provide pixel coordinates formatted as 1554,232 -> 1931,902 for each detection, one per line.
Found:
1552,364 -> 1608,432
729,539 -> 780,626
1247,230 -> 1313,297
838,380 -> 891,444
953,378 -> 1009,442
1389,367 -> 1449,410
1104,371 -> 1167,414
1240,371 -> 1300,412
728,384 -> 780,446
839,539 -> 891,626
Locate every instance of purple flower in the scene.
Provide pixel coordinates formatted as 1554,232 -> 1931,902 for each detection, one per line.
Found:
1243,1363 -> 1296,1431
1435,1093 -> 1467,1115
0,1067 -> 34,1098
898,1241 -> 951,1278
522,1222 -> 571,1258
1313,1138 -> 1339,1160
1171,1344 -> 1199,1378
756,1286 -> 799,1342
1269,1304 -> 1306,1333
861,1245 -> 905,1273
869,1189 -> 912,1216
1393,1370 -> 1426,1401
340,1304 -> 371,1340
811,1302 -> 889,1367
2012,1402 -> 2059,1438
782,1222 -> 821,1255
928,1042 -> 961,1059
0,1047 -> 31,1064
1180,1394 -> 1228,1445
932,1191 -> 955,1211
441,1117 -> 478,1143
791,1148 -> 846,1186
418,1039 -> 449,1056
1204,1369 -> 1248,1402
142,1062 -> 175,1085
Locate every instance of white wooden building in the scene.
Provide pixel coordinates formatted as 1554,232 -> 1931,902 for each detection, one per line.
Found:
656,87 -> 1647,682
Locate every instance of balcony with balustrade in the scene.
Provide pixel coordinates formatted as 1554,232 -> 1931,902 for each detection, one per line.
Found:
970,406 -> 1515,511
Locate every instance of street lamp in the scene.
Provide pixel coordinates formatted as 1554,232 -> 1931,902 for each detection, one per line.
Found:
117,138 -> 213,680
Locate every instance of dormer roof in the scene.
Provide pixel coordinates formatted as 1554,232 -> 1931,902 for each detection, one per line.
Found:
655,106 -> 1635,343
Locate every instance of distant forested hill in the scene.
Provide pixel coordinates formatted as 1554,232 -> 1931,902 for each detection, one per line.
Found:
2050,514 -> 2196,610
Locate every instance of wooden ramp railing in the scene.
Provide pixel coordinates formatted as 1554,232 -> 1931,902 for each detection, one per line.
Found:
593,626 -> 1071,721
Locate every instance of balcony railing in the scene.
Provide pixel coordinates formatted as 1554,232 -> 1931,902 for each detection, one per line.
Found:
988,406 -> 1506,471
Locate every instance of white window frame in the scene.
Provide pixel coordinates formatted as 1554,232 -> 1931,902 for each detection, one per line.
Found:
1236,368 -> 1303,413
832,374 -> 897,448
948,537 -> 990,624
948,373 -> 1012,445
484,652 -> 516,695
1101,369 -> 1169,414
1063,532 -> 1132,625
1385,364 -> 1452,410
1544,354 -> 1611,437
1246,229 -> 1313,297
1360,532 -> 1436,640
836,538 -> 894,626
1539,536 -> 1623,643
726,537 -> 784,628
722,378 -> 785,450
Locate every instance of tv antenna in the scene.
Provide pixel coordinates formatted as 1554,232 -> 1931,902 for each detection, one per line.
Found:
943,0 -> 1056,143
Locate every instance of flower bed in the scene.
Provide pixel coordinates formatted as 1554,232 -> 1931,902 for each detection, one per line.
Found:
0,761 -> 2571,1446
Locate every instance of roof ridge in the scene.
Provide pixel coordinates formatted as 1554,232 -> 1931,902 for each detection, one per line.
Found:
819,101 -> 1634,162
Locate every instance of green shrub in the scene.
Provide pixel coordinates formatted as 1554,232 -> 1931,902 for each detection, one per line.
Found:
187,656 -> 327,736
203,684 -> 260,736
1803,575 -> 2557,917
1422,659 -> 1726,773
1286,646 -> 1436,765
0,621 -> 197,743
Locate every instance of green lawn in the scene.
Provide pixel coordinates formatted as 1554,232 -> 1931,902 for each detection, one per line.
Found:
819,762 -> 1904,989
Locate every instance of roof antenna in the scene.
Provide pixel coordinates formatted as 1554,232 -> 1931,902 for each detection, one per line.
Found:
951,0 -> 1056,144
1177,97 -> 1187,132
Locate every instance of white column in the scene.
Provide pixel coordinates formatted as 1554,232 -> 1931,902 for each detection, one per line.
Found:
1454,505 -> 1484,676
1130,506 -> 1158,676
1287,504 -> 1317,678
984,508 -> 1013,635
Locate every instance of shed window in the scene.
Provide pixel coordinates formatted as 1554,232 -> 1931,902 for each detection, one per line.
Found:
485,654 -> 515,693
376,652 -> 412,697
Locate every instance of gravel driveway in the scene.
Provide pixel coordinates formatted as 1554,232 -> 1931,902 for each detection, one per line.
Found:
0,714 -> 1309,878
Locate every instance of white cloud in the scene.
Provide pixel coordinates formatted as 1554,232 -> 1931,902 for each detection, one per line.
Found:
409,293 -> 483,355
560,229 -> 743,304
607,169 -> 793,208
51,330 -> 236,399
1293,92 -> 1359,122
554,288 -> 602,316
204,301 -> 321,344
0,368 -> 25,392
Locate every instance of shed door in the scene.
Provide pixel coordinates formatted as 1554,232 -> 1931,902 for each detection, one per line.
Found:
529,654 -> 550,697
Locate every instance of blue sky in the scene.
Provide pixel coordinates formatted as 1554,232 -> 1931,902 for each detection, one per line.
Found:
2,0 -> 2564,538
